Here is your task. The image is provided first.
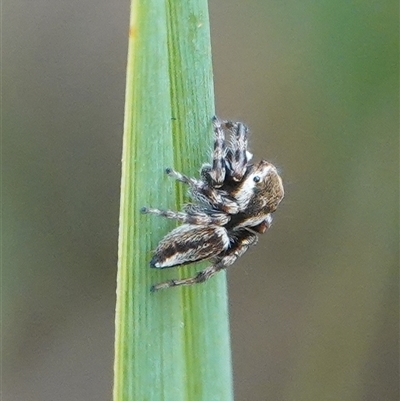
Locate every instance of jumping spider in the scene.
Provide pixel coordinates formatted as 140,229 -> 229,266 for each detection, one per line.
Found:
141,116 -> 284,291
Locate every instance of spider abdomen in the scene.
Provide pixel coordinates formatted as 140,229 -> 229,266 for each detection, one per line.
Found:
150,224 -> 230,269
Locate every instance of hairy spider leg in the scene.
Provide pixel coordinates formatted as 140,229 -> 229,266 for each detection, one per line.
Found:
151,229 -> 258,291
224,121 -> 249,182
140,206 -> 230,225
204,115 -> 226,188
165,167 -> 240,214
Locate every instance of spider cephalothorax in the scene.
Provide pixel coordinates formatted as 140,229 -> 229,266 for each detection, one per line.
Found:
141,116 -> 284,291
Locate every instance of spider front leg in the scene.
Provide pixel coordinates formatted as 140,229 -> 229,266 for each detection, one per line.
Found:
151,229 -> 258,291
225,120 -> 251,182
202,115 -> 227,188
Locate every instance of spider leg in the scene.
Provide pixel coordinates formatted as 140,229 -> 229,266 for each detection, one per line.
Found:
140,206 -> 230,225
165,167 -> 198,186
165,167 -> 240,214
201,115 -> 226,188
224,121 -> 250,182
151,229 -> 258,291
199,116 -> 228,187
151,265 -> 221,291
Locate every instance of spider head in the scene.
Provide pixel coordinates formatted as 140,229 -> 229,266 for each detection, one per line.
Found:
234,160 -> 284,213
254,160 -> 284,212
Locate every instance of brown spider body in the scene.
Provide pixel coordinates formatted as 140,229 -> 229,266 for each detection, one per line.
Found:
141,116 -> 284,291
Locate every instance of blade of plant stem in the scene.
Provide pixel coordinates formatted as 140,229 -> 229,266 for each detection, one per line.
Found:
114,1 -> 233,400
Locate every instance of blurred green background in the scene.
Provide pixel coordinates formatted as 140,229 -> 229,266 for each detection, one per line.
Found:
3,1 -> 398,400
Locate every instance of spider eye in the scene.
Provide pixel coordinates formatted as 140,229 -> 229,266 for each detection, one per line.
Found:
253,176 -> 261,183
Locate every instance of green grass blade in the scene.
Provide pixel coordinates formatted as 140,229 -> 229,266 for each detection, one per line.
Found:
113,0 -> 234,400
